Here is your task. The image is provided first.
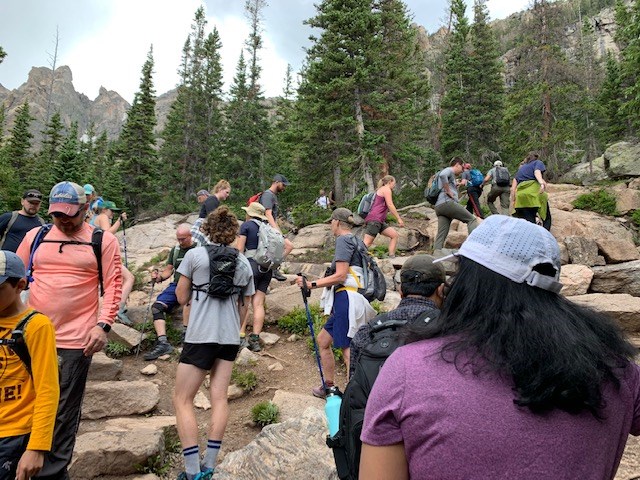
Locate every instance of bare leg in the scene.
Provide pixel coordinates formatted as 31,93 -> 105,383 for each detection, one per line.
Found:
120,266 -> 135,309
363,234 -> 375,248
380,227 -> 399,256
317,328 -> 335,384
208,359 -> 235,440
173,363 -> 208,447
342,347 -> 351,381
251,291 -> 266,335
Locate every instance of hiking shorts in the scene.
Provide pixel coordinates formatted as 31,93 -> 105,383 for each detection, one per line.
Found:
364,221 -> 390,237
249,259 -> 273,293
156,282 -> 179,311
323,289 -> 351,349
0,433 -> 29,480
180,342 -> 240,369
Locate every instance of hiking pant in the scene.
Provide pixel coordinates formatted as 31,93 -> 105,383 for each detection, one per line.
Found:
487,185 -> 510,215
434,201 -> 478,250
465,186 -> 484,218
35,349 -> 92,480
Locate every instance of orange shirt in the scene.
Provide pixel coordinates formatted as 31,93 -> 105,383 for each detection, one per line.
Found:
0,309 -> 60,451
16,223 -> 122,349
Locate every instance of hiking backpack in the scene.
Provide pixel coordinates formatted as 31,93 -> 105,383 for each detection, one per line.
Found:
26,224 -> 105,296
494,166 -> 510,187
0,310 -> 40,377
347,235 -> 386,302
246,219 -> 286,271
468,169 -> 484,187
424,172 -> 442,206
356,192 -> 375,219
192,244 -> 242,299
327,308 -> 440,479
247,192 -> 263,206
0,211 -> 45,249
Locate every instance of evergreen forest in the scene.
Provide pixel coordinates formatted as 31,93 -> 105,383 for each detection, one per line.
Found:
1,0 -> 640,225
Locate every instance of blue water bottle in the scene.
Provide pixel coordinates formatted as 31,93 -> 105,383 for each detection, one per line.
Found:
325,386 -> 342,437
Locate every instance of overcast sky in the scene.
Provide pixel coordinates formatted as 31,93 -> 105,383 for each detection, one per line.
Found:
0,0 -> 530,103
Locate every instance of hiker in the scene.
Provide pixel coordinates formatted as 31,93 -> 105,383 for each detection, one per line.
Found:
348,254 -> 445,378
92,200 -> 134,325
83,184 -> 102,225
146,224 -> 198,361
483,160 -> 511,215
433,157 -> 479,252
196,189 -> 210,205
360,215 -> 640,479
16,181 -> 123,479
316,189 -> 330,209
363,175 -> 404,258
328,189 -> 337,210
259,174 -> 294,281
236,202 -> 271,352
461,163 -> 484,219
0,189 -> 45,252
0,251 -> 59,480
173,206 -> 254,480
295,208 -> 376,398
511,151 -> 551,230
199,180 -> 230,219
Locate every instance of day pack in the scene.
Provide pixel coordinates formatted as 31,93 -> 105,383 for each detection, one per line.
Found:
246,219 -> 286,271
494,166 -> 510,187
347,235 -> 386,302
328,308 -> 440,479
247,191 -> 263,206
0,310 -> 40,377
192,244 -> 241,299
356,192 -> 375,219
424,172 -> 441,206
468,169 -> 484,187
26,224 -> 105,296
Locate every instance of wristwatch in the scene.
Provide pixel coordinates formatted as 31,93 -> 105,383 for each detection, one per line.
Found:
96,322 -> 111,333
311,281 -> 317,288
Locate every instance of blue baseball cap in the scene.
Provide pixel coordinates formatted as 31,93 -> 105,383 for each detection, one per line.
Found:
0,251 -> 26,285
49,181 -> 87,216
84,184 -> 96,195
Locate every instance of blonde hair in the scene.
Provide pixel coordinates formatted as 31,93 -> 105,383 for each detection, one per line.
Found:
377,175 -> 395,189
213,179 -> 231,194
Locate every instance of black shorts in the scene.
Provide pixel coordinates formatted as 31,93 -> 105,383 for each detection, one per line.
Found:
249,259 -> 273,293
365,220 -> 390,237
180,342 -> 240,370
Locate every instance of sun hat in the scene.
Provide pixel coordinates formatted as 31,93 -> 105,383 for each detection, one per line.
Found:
434,215 -> 563,293
0,250 -> 26,285
328,207 -> 364,226
494,160 -> 503,167
400,254 -> 446,284
273,174 -> 291,186
241,202 -> 268,221
49,181 -> 87,216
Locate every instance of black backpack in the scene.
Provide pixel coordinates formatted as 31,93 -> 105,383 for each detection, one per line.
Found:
346,235 -> 386,302
0,310 -> 40,377
327,308 -> 439,479
192,244 -> 241,299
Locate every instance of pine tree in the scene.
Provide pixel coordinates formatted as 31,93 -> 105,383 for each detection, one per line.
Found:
616,0 -> 640,133
0,46 -> 6,64
4,100 -> 34,186
54,121 -> 85,184
32,111 -> 64,194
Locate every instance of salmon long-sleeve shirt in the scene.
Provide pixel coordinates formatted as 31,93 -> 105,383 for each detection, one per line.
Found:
16,223 -> 122,348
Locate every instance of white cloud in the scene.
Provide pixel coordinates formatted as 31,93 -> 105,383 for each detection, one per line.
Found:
486,0 -> 531,20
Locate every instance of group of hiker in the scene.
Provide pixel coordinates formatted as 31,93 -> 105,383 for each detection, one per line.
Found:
1,159 -> 640,480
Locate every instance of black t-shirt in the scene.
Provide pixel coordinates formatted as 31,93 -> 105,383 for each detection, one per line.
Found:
0,212 -> 44,252
199,196 -> 220,218
239,219 -> 262,250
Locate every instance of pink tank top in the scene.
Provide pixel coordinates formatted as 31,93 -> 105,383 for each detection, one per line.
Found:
365,192 -> 389,223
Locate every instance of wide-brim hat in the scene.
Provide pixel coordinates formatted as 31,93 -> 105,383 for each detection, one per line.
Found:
242,202 -> 268,221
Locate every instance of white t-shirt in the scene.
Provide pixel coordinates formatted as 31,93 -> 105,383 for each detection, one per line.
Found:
316,195 -> 330,209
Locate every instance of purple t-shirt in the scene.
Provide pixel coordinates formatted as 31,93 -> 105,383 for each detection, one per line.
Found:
515,159 -> 546,183
361,337 -> 640,480
365,193 -> 388,223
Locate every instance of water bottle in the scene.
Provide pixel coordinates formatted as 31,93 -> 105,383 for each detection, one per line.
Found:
325,386 -> 342,437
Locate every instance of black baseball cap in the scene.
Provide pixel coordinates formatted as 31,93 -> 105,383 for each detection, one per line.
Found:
273,174 -> 291,186
23,189 -> 43,201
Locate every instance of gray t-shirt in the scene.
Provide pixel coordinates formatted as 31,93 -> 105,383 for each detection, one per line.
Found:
177,246 -> 255,345
331,234 -> 364,270
435,167 -> 459,206
486,167 -> 497,185
260,189 -> 279,219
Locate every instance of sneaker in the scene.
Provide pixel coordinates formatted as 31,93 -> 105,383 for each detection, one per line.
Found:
195,468 -> 214,480
239,335 -> 249,349
176,473 -> 188,480
116,307 -> 133,326
248,334 -> 262,352
143,341 -> 173,361
272,269 -> 287,281
312,385 -> 327,399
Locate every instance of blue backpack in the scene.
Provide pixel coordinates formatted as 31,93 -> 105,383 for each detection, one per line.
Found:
469,169 -> 484,187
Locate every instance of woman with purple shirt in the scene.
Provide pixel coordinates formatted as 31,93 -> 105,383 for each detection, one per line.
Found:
511,151 -> 551,230
363,175 -> 404,258
360,215 -> 640,480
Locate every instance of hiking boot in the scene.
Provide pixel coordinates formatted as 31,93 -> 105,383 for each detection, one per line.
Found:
312,385 -> 327,399
239,334 -> 249,349
144,341 -> 173,361
272,269 -> 287,281
248,334 -> 262,352
116,307 -> 133,326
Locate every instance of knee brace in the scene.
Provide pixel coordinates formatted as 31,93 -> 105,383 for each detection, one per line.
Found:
152,302 -> 167,321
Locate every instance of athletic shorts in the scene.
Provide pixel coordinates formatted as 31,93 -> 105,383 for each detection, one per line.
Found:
364,221 -> 390,237
156,282 -> 179,311
180,342 -> 240,369
323,289 -> 351,349
249,259 -> 273,293
0,434 -> 29,480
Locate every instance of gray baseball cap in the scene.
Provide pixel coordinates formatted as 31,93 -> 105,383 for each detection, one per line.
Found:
0,251 -> 26,285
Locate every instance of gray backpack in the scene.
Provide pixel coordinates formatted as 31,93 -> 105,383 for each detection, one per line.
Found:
246,220 -> 286,272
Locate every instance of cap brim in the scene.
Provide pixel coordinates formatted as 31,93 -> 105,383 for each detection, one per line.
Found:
432,253 -> 459,264
0,275 -> 8,286
49,203 -> 81,216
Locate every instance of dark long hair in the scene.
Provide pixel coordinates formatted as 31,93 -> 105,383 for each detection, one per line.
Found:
406,257 -> 637,417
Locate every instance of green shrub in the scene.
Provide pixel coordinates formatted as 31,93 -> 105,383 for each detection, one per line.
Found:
251,401 -> 280,427
394,185 -> 425,207
632,210 -> 640,226
231,368 -> 258,392
291,248 -> 335,264
139,249 -> 171,271
129,262 -> 147,291
369,245 -> 389,258
105,341 -> 131,358
277,304 -> 324,335
572,190 -> 618,216
290,204 -> 332,229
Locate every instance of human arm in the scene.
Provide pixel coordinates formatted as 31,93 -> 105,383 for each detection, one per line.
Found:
534,168 -> 547,193
176,274 -> 192,306
236,234 -> 247,253
482,171 -> 492,187
16,450 -> 46,480
381,186 -> 403,227
295,261 -> 349,290
510,177 -> 518,207
359,443 -> 409,480
264,209 -> 279,230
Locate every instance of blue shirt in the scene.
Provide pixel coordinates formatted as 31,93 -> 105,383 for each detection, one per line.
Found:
515,160 -> 546,183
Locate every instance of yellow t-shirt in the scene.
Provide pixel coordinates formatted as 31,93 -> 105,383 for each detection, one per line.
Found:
0,308 -> 60,451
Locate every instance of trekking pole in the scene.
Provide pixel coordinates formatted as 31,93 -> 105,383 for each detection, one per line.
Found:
121,215 -> 128,268
135,278 -> 156,358
297,273 -> 326,392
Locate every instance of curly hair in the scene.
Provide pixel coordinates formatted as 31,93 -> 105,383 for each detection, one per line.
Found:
201,206 -> 238,245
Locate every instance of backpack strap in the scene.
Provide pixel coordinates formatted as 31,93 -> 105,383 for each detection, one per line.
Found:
0,310 -> 40,377
0,211 -> 20,249
26,224 -> 53,287
92,228 -> 105,297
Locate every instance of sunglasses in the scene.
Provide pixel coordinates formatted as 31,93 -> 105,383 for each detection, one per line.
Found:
26,200 -> 42,205
51,210 -> 81,219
